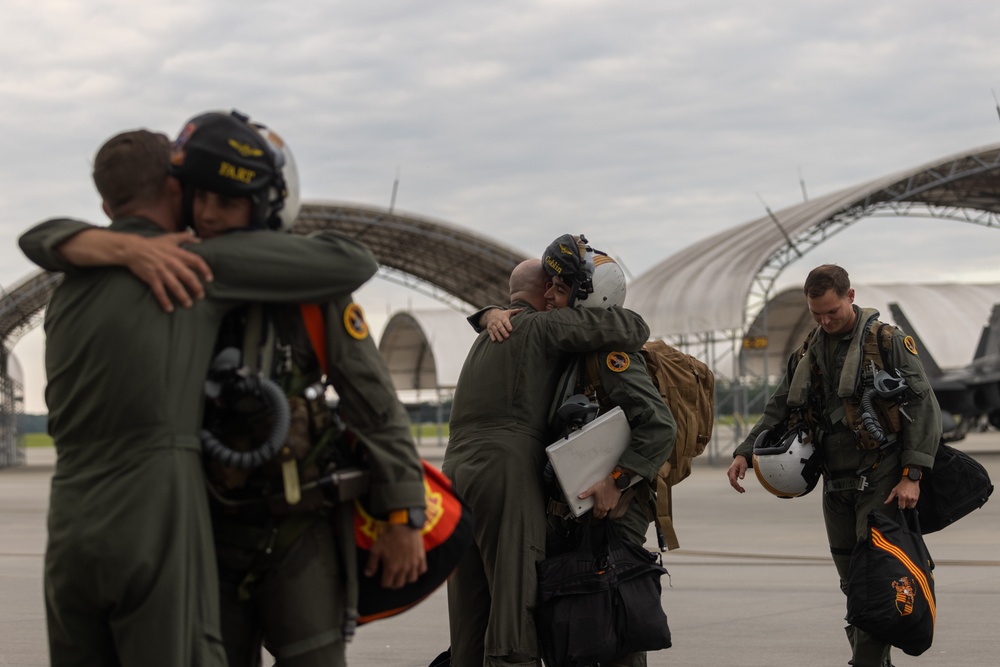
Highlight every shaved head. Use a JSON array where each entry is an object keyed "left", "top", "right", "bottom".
[{"left": 509, "top": 259, "right": 548, "bottom": 311}]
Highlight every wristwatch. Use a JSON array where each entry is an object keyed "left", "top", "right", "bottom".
[
  {"left": 610, "top": 467, "right": 633, "bottom": 490},
  {"left": 902, "top": 466, "right": 923, "bottom": 482},
  {"left": 388, "top": 507, "right": 427, "bottom": 530}
]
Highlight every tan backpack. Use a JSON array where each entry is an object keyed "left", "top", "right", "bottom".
[{"left": 640, "top": 340, "right": 715, "bottom": 550}]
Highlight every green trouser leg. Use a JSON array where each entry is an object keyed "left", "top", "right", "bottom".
[
  {"left": 823, "top": 473, "right": 897, "bottom": 667},
  {"left": 218, "top": 519, "right": 346, "bottom": 667},
  {"left": 444, "top": 437, "right": 547, "bottom": 666}
]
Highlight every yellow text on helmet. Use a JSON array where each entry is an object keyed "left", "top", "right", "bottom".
[{"left": 218, "top": 161, "right": 256, "bottom": 184}]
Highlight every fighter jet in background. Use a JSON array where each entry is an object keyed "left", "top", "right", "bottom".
[{"left": 890, "top": 302, "right": 1000, "bottom": 441}]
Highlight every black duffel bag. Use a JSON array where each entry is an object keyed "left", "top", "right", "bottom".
[
  {"left": 917, "top": 441, "right": 994, "bottom": 534},
  {"left": 847, "top": 510, "right": 936, "bottom": 657},
  {"left": 536, "top": 519, "right": 671, "bottom": 667}
]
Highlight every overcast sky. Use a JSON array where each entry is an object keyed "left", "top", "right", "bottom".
[{"left": 4, "top": 0, "right": 1000, "bottom": 412}]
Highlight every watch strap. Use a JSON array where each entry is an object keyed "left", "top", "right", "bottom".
[{"left": 388, "top": 507, "right": 426, "bottom": 529}]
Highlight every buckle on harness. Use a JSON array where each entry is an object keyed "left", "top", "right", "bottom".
[{"left": 825, "top": 475, "right": 870, "bottom": 493}]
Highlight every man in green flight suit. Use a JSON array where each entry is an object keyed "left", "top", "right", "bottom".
[
  {"left": 726, "top": 264, "right": 941, "bottom": 667},
  {"left": 444, "top": 244, "right": 652, "bottom": 666},
  {"left": 169, "top": 110, "right": 427, "bottom": 667},
  {"left": 477, "top": 238, "right": 676, "bottom": 667},
  {"left": 19, "top": 125, "right": 378, "bottom": 667}
]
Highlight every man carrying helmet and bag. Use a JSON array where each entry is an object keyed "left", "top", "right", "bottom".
[{"left": 726, "top": 264, "right": 941, "bottom": 667}]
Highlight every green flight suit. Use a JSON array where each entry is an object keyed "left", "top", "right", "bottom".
[
  {"left": 443, "top": 302, "right": 650, "bottom": 667},
  {"left": 734, "top": 305, "right": 941, "bottom": 667},
  {"left": 209, "top": 298, "right": 425, "bottom": 667},
  {"left": 19, "top": 216, "right": 377, "bottom": 667},
  {"left": 547, "top": 350, "right": 676, "bottom": 667}
]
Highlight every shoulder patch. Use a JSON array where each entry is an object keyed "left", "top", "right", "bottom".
[
  {"left": 903, "top": 335, "right": 918, "bottom": 356},
  {"left": 606, "top": 351, "right": 630, "bottom": 373},
  {"left": 343, "top": 303, "right": 369, "bottom": 340}
]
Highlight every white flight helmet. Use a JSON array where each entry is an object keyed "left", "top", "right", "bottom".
[
  {"left": 252, "top": 120, "right": 301, "bottom": 230},
  {"left": 577, "top": 251, "right": 627, "bottom": 309},
  {"left": 752, "top": 425, "right": 821, "bottom": 498}
]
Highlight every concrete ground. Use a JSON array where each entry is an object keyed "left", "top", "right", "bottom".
[{"left": 2, "top": 433, "right": 998, "bottom": 667}]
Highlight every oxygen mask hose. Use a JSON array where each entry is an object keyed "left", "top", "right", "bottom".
[
  {"left": 201, "top": 376, "right": 292, "bottom": 469},
  {"left": 860, "top": 386, "right": 888, "bottom": 446}
]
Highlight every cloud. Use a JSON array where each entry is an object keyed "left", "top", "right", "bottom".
[{"left": 5, "top": 0, "right": 1000, "bottom": 411}]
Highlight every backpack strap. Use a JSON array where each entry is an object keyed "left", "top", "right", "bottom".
[{"left": 584, "top": 353, "right": 610, "bottom": 406}]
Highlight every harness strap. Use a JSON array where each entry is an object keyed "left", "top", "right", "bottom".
[
  {"left": 300, "top": 303, "right": 328, "bottom": 374},
  {"left": 298, "top": 302, "right": 361, "bottom": 642},
  {"left": 236, "top": 514, "right": 317, "bottom": 601},
  {"left": 241, "top": 305, "right": 264, "bottom": 371},
  {"left": 876, "top": 322, "right": 893, "bottom": 371},
  {"left": 336, "top": 500, "right": 360, "bottom": 642},
  {"left": 825, "top": 477, "right": 869, "bottom": 493},
  {"left": 583, "top": 353, "right": 610, "bottom": 405}
]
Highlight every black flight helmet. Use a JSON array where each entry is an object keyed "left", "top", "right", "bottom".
[
  {"left": 169, "top": 109, "right": 300, "bottom": 231},
  {"left": 541, "top": 233, "right": 596, "bottom": 307}
]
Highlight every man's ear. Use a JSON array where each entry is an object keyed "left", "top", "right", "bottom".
[
  {"left": 101, "top": 201, "right": 113, "bottom": 220},
  {"left": 165, "top": 175, "right": 182, "bottom": 197}
]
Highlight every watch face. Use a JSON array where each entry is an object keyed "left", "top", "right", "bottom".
[
  {"left": 906, "top": 467, "right": 921, "bottom": 481},
  {"left": 614, "top": 472, "right": 632, "bottom": 490},
  {"left": 408, "top": 507, "right": 427, "bottom": 529}
]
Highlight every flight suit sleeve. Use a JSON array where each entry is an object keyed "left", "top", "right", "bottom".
[
  {"left": 466, "top": 305, "right": 503, "bottom": 333},
  {"left": 18, "top": 218, "right": 97, "bottom": 272},
  {"left": 197, "top": 230, "right": 379, "bottom": 305},
  {"left": 890, "top": 330, "right": 941, "bottom": 469},
  {"left": 321, "top": 296, "right": 425, "bottom": 515},
  {"left": 539, "top": 306, "right": 650, "bottom": 354},
  {"left": 733, "top": 361, "right": 795, "bottom": 464},
  {"left": 597, "top": 352, "right": 677, "bottom": 483}
]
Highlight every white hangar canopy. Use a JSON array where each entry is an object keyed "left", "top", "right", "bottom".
[
  {"left": 378, "top": 309, "right": 479, "bottom": 394},
  {"left": 626, "top": 142, "right": 1000, "bottom": 339},
  {"left": 741, "top": 283, "right": 1000, "bottom": 380}
]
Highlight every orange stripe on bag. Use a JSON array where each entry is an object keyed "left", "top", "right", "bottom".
[{"left": 872, "top": 528, "right": 936, "bottom": 620}]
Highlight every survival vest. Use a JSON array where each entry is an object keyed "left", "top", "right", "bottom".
[
  {"left": 585, "top": 340, "right": 715, "bottom": 550},
  {"left": 788, "top": 312, "right": 904, "bottom": 450}
]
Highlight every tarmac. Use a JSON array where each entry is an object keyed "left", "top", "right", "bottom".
[{"left": 2, "top": 434, "right": 998, "bottom": 667}]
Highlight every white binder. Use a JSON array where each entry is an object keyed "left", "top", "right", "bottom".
[{"left": 545, "top": 406, "right": 634, "bottom": 517}]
